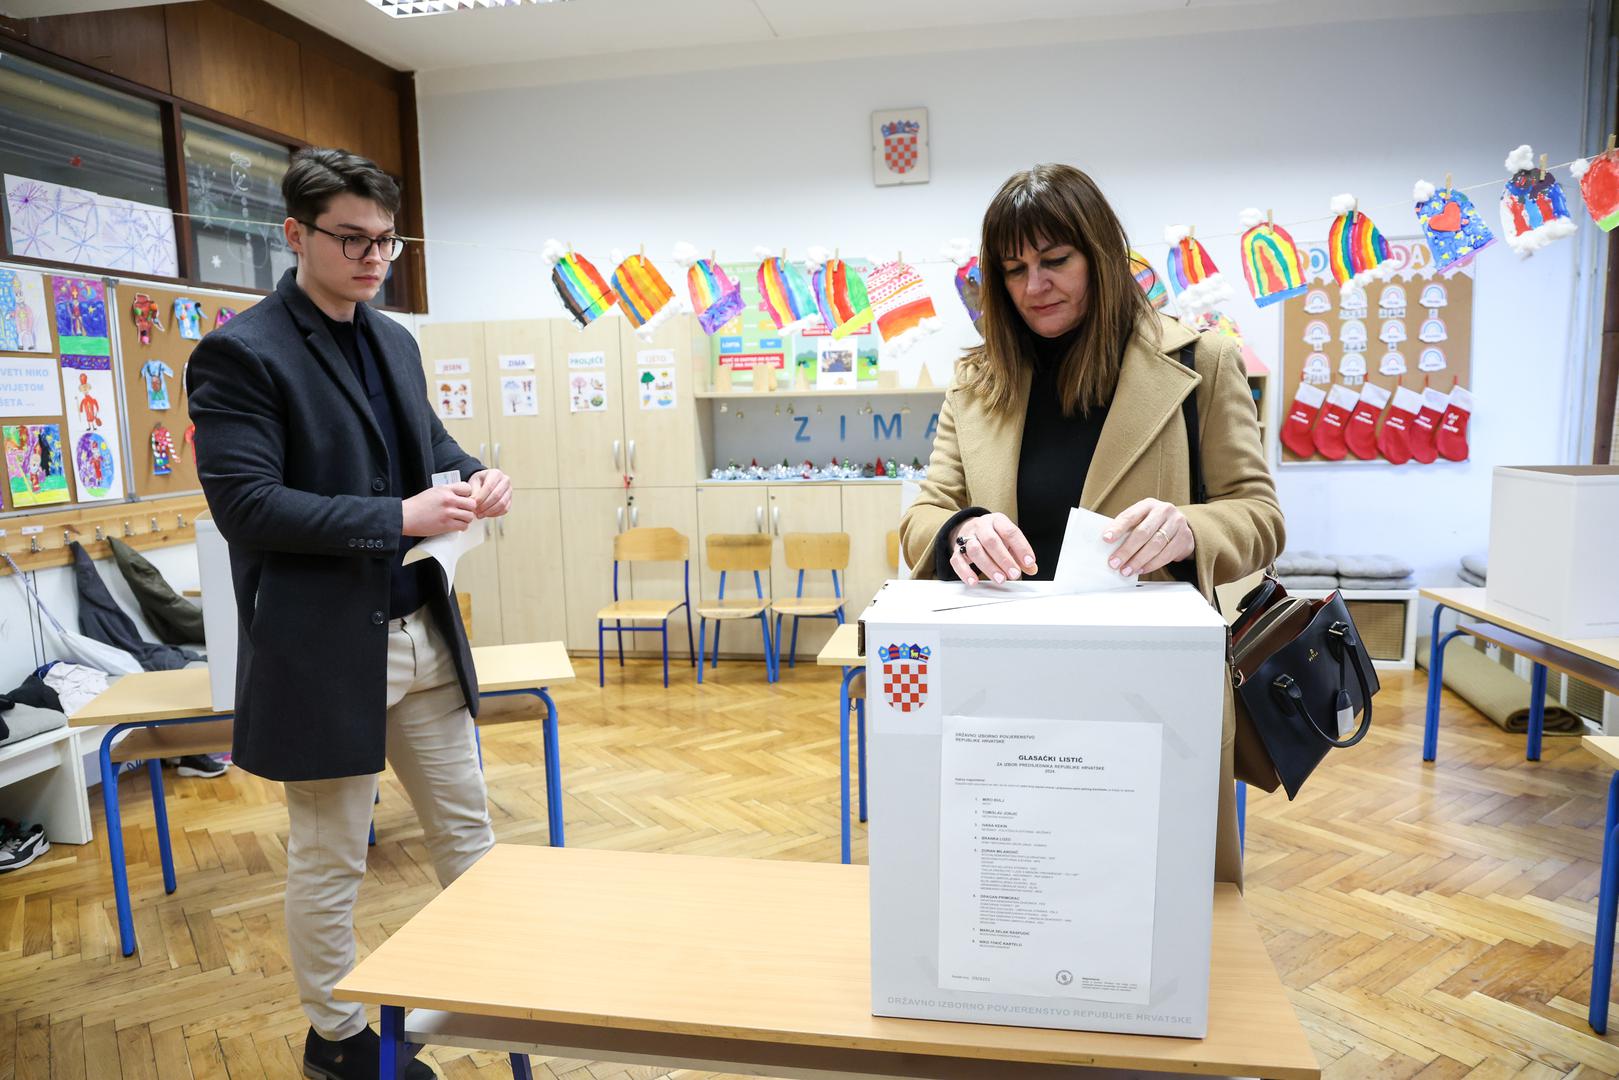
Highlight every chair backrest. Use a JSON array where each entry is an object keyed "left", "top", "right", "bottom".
[
  {"left": 706, "top": 533, "right": 772, "bottom": 573},
  {"left": 885, "top": 530, "right": 900, "bottom": 573},
  {"left": 784, "top": 532, "right": 850, "bottom": 572},
  {"left": 615, "top": 526, "right": 690, "bottom": 564}
]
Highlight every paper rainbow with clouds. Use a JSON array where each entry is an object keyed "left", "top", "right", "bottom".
[
  {"left": 611, "top": 254, "right": 677, "bottom": 340},
  {"left": 1129, "top": 250, "right": 1167, "bottom": 310},
  {"left": 1238, "top": 222, "right": 1307, "bottom": 307},
  {"left": 811, "top": 258, "right": 874, "bottom": 339},
  {"left": 546, "top": 245, "right": 617, "bottom": 328},
  {"left": 686, "top": 259, "right": 744, "bottom": 335},
  {"left": 1326, "top": 206, "right": 1391, "bottom": 287},
  {"left": 757, "top": 256, "right": 819, "bottom": 334},
  {"left": 1165, "top": 235, "right": 1220, "bottom": 295}
]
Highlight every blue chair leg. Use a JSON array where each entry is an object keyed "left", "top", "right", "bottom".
[
  {"left": 597, "top": 620, "right": 605, "bottom": 688},
  {"left": 661, "top": 624, "right": 670, "bottom": 688},
  {"left": 838, "top": 667, "right": 852, "bottom": 865},
  {"left": 1236, "top": 781, "right": 1247, "bottom": 854},
  {"left": 369, "top": 788, "right": 380, "bottom": 847},
  {"left": 856, "top": 696, "right": 867, "bottom": 824},
  {"left": 368, "top": 821, "right": 376, "bottom": 847},
  {"left": 697, "top": 619, "right": 707, "bottom": 685},
  {"left": 147, "top": 758, "right": 178, "bottom": 895},
  {"left": 774, "top": 614, "right": 784, "bottom": 675},
  {"left": 538, "top": 688, "right": 565, "bottom": 847},
  {"left": 712, "top": 620, "right": 722, "bottom": 669},
  {"left": 1591, "top": 771, "right": 1619, "bottom": 1033},
  {"left": 759, "top": 613, "right": 776, "bottom": 683},
  {"left": 789, "top": 616, "right": 801, "bottom": 669},
  {"left": 99, "top": 731, "right": 136, "bottom": 957},
  {"left": 685, "top": 606, "right": 696, "bottom": 667},
  {"left": 1527, "top": 662, "right": 1548, "bottom": 762},
  {"left": 510, "top": 1053, "right": 535, "bottom": 1079},
  {"left": 474, "top": 725, "right": 483, "bottom": 770},
  {"left": 616, "top": 620, "right": 625, "bottom": 667}
]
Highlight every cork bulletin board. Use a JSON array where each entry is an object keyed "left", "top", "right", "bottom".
[
  {"left": 115, "top": 283, "right": 260, "bottom": 497},
  {"left": 1278, "top": 237, "right": 1474, "bottom": 466},
  {"left": 1, "top": 268, "right": 80, "bottom": 511}
]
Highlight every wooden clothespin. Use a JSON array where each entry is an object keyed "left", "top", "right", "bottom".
[
  {"left": 1444, "top": 172, "right": 1453, "bottom": 193},
  {"left": 1266, "top": 209, "right": 1273, "bottom": 227},
  {"left": 1608, "top": 134, "right": 1617, "bottom": 153},
  {"left": 639, "top": 243, "right": 645, "bottom": 258},
  {"left": 1539, "top": 153, "right": 1549, "bottom": 177},
  {"left": 710, "top": 249, "right": 716, "bottom": 262},
  {"left": 1188, "top": 226, "right": 1196, "bottom": 240},
  {"left": 781, "top": 248, "right": 787, "bottom": 261}
]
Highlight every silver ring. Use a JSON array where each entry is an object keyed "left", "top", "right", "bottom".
[{"left": 1154, "top": 528, "right": 1171, "bottom": 544}]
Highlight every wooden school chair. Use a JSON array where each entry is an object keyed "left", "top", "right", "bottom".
[
  {"left": 596, "top": 527, "right": 695, "bottom": 688},
  {"left": 773, "top": 532, "right": 850, "bottom": 670},
  {"left": 696, "top": 534, "right": 777, "bottom": 684}
]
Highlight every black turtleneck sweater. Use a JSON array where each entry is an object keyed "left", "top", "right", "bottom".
[{"left": 934, "top": 327, "right": 1110, "bottom": 581}]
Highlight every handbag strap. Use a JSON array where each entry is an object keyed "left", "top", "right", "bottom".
[
  {"left": 1271, "top": 622, "right": 1375, "bottom": 748},
  {"left": 1177, "top": 342, "right": 1208, "bottom": 505}
]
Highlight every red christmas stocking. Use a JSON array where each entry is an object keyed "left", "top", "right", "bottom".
[
  {"left": 1344, "top": 382, "right": 1390, "bottom": 461},
  {"left": 1408, "top": 387, "right": 1448, "bottom": 464},
  {"left": 1311, "top": 385, "right": 1359, "bottom": 461},
  {"left": 1281, "top": 382, "right": 1326, "bottom": 459},
  {"left": 1378, "top": 386, "right": 1423, "bottom": 464},
  {"left": 1436, "top": 385, "right": 1473, "bottom": 462}
]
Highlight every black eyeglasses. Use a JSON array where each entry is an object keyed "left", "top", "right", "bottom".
[{"left": 298, "top": 220, "right": 407, "bottom": 262}]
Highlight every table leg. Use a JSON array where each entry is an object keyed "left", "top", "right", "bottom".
[
  {"left": 1527, "top": 662, "right": 1548, "bottom": 762},
  {"left": 147, "top": 758, "right": 177, "bottom": 895},
  {"left": 856, "top": 696, "right": 867, "bottom": 825},
  {"left": 509, "top": 1053, "right": 535, "bottom": 1079},
  {"left": 1592, "top": 771, "right": 1619, "bottom": 1033},
  {"left": 539, "top": 688, "right": 565, "bottom": 848},
  {"left": 1236, "top": 780, "right": 1247, "bottom": 855},
  {"left": 98, "top": 727, "right": 136, "bottom": 958},
  {"left": 380, "top": 1004, "right": 405, "bottom": 1080},
  {"left": 838, "top": 666, "right": 853, "bottom": 865},
  {"left": 1423, "top": 605, "right": 1463, "bottom": 763}
]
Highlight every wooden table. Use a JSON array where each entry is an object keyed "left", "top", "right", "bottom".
[
  {"left": 337, "top": 845, "right": 1320, "bottom": 1080},
  {"left": 1419, "top": 587, "right": 1619, "bottom": 763},
  {"left": 70, "top": 642, "right": 574, "bottom": 959},
  {"left": 817, "top": 623, "right": 865, "bottom": 865},
  {"left": 1583, "top": 735, "right": 1619, "bottom": 1035}
]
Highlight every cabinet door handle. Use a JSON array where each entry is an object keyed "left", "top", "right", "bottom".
[
  {"left": 631, "top": 506, "right": 640, "bottom": 527},
  {"left": 616, "top": 507, "right": 625, "bottom": 533},
  {"left": 755, "top": 505, "right": 764, "bottom": 533},
  {"left": 628, "top": 440, "right": 636, "bottom": 471},
  {"left": 497, "top": 517, "right": 505, "bottom": 538},
  {"left": 612, "top": 439, "right": 622, "bottom": 470},
  {"left": 479, "top": 442, "right": 487, "bottom": 463},
  {"left": 493, "top": 442, "right": 501, "bottom": 469},
  {"left": 772, "top": 506, "right": 780, "bottom": 535}
]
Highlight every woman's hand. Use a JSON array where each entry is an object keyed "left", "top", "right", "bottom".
[
  {"left": 1104, "top": 499, "right": 1195, "bottom": 577},
  {"left": 949, "top": 513, "right": 1037, "bottom": 585}
]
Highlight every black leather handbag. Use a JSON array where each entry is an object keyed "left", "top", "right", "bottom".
[{"left": 1177, "top": 342, "right": 1378, "bottom": 800}]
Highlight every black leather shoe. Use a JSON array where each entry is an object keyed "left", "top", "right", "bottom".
[{"left": 303, "top": 1026, "right": 434, "bottom": 1079}]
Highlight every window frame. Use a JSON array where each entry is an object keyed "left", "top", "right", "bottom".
[{"left": 0, "top": 36, "right": 423, "bottom": 313}]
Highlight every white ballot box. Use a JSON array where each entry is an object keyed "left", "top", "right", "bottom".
[
  {"left": 193, "top": 511, "right": 238, "bottom": 712},
  {"left": 861, "top": 579, "right": 1227, "bottom": 1038}
]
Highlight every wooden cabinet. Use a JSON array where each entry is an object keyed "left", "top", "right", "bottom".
[
  {"left": 300, "top": 50, "right": 403, "bottom": 175},
  {"left": 842, "top": 484, "right": 904, "bottom": 617},
  {"left": 767, "top": 484, "right": 846, "bottom": 662},
  {"left": 419, "top": 321, "right": 492, "bottom": 466},
  {"left": 484, "top": 320, "right": 558, "bottom": 489},
  {"left": 496, "top": 488, "right": 567, "bottom": 647},
  {"left": 619, "top": 317, "right": 700, "bottom": 488},
  {"left": 27, "top": 8, "right": 172, "bottom": 93},
  {"left": 625, "top": 486, "right": 699, "bottom": 662},
  {"left": 693, "top": 485, "right": 772, "bottom": 658},
  {"left": 455, "top": 516, "right": 505, "bottom": 647},
  {"left": 165, "top": 4, "right": 305, "bottom": 140},
  {"left": 558, "top": 488, "right": 628, "bottom": 652},
  {"left": 552, "top": 319, "right": 625, "bottom": 490}
]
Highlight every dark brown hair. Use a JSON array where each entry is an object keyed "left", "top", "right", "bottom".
[
  {"left": 961, "top": 164, "right": 1154, "bottom": 416},
  {"left": 281, "top": 147, "right": 400, "bottom": 224}
]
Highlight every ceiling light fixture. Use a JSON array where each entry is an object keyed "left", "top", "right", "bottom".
[{"left": 365, "top": 0, "right": 567, "bottom": 18}]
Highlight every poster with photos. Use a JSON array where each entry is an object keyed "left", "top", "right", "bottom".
[{"left": 1277, "top": 238, "right": 1473, "bottom": 466}]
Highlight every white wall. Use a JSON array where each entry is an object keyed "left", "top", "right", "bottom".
[{"left": 425, "top": 10, "right": 1595, "bottom": 585}]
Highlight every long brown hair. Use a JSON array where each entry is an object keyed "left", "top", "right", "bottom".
[{"left": 961, "top": 164, "right": 1154, "bottom": 416}]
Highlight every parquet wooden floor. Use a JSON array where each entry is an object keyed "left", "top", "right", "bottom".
[{"left": 1, "top": 658, "right": 1617, "bottom": 1078}]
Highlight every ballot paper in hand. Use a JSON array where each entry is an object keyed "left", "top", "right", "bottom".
[
  {"left": 1050, "top": 506, "right": 1138, "bottom": 594},
  {"left": 402, "top": 523, "right": 484, "bottom": 590}
]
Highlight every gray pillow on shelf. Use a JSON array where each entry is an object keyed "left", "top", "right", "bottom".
[
  {"left": 1458, "top": 568, "right": 1487, "bottom": 589},
  {"left": 1335, "top": 554, "right": 1416, "bottom": 579},
  {"left": 1339, "top": 576, "right": 1416, "bottom": 591},
  {"left": 1274, "top": 550, "right": 1337, "bottom": 576},
  {"left": 1460, "top": 552, "right": 1488, "bottom": 580},
  {"left": 0, "top": 704, "right": 68, "bottom": 747},
  {"left": 1278, "top": 575, "right": 1340, "bottom": 590}
]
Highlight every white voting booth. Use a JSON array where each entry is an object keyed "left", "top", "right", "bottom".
[{"left": 861, "top": 578, "right": 1227, "bottom": 1038}]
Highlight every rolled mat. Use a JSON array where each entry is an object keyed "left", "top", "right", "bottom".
[{"left": 1417, "top": 636, "right": 1583, "bottom": 735}]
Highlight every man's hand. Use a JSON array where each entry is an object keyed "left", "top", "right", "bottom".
[
  {"left": 402, "top": 483, "right": 477, "bottom": 537},
  {"left": 469, "top": 468, "right": 513, "bottom": 519}
]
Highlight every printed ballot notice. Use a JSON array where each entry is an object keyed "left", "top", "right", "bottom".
[{"left": 938, "top": 716, "right": 1162, "bottom": 1003}]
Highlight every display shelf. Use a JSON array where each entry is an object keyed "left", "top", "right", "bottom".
[
  {"left": 697, "top": 477, "right": 909, "bottom": 488},
  {"left": 694, "top": 386, "right": 947, "bottom": 399}
]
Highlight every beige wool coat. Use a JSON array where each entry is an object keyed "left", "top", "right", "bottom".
[{"left": 900, "top": 311, "right": 1285, "bottom": 886}]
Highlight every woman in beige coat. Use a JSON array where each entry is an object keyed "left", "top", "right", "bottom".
[{"left": 900, "top": 164, "right": 1284, "bottom": 886}]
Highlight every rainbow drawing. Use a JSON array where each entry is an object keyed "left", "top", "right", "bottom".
[
  {"left": 1162, "top": 226, "right": 1232, "bottom": 316},
  {"left": 1326, "top": 197, "right": 1392, "bottom": 287},
  {"left": 685, "top": 258, "right": 743, "bottom": 335},
  {"left": 811, "top": 258, "right": 875, "bottom": 339},
  {"left": 611, "top": 253, "right": 677, "bottom": 340},
  {"left": 757, "top": 256, "right": 819, "bottom": 334},
  {"left": 867, "top": 260, "right": 940, "bottom": 354},
  {"left": 954, "top": 256, "right": 983, "bottom": 321},
  {"left": 1236, "top": 212, "right": 1307, "bottom": 307},
  {"left": 1129, "top": 250, "right": 1167, "bottom": 310},
  {"left": 542, "top": 241, "right": 617, "bottom": 328}
]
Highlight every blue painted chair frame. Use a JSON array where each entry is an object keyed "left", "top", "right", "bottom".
[
  {"left": 697, "top": 572, "right": 777, "bottom": 684},
  {"left": 774, "top": 532, "right": 850, "bottom": 671},
  {"left": 96, "top": 684, "right": 564, "bottom": 959},
  {"left": 596, "top": 527, "right": 696, "bottom": 689}
]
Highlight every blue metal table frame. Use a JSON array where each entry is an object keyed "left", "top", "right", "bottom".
[
  {"left": 92, "top": 683, "right": 564, "bottom": 958},
  {"left": 1422, "top": 599, "right": 1546, "bottom": 763}
]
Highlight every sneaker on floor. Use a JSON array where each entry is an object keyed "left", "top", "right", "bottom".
[
  {"left": 173, "top": 754, "right": 229, "bottom": 778},
  {"left": 0, "top": 823, "right": 49, "bottom": 872},
  {"left": 303, "top": 1025, "right": 434, "bottom": 1079}
]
